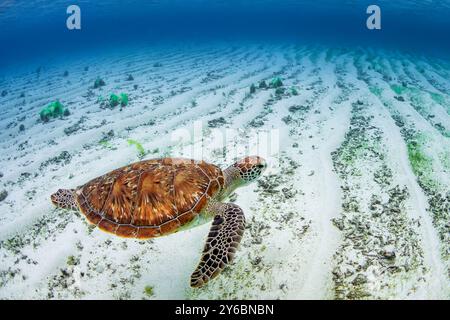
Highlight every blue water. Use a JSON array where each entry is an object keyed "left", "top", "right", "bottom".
[
  {"left": 2, "top": 0, "right": 450, "bottom": 300},
  {"left": 1, "top": 0, "right": 450, "bottom": 68}
]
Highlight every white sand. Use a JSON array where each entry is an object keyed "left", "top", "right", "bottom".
[{"left": 0, "top": 44, "right": 449, "bottom": 299}]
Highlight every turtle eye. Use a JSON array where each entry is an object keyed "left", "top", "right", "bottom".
[{"left": 257, "top": 164, "right": 265, "bottom": 169}]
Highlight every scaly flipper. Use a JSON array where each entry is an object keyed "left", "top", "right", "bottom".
[{"left": 190, "top": 203, "right": 246, "bottom": 288}]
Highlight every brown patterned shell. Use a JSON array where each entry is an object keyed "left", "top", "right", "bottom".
[{"left": 75, "top": 158, "right": 224, "bottom": 239}]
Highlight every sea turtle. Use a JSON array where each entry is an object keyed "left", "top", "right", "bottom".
[{"left": 51, "top": 156, "right": 267, "bottom": 287}]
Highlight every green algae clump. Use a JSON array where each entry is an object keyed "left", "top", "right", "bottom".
[
  {"left": 259, "top": 80, "right": 267, "bottom": 89},
  {"left": 429, "top": 92, "right": 446, "bottom": 106},
  {"left": 109, "top": 94, "right": 120, "bottom": 107},
  {"left": 127, "top": 139, "right": 145, "bottom": 158},
  {"left": 109, "top": 93, "right": 129, "bottom": 108},
  {"left": 270, "top": 77, "right": 283, "bottom": 88},
  {"left": 406, "top": 134, "right": 433, "bottom": 179},
  {"left": 144, "top": 285, "right": 154, "bottom": 297},
  {"left": 369, "top": 86, "right": 383, "bottom": 98},
  {"left": 390, "top": 84, "right": 407, "bottom": 95},
  {"left": 290, "top": 87, "right": 298, "bottom": 96},
  {"left": 119, "top": 93, "right": 128, "bottom": 106},
  {"left": 275, "top": 87, "right": 285, "bottom": 95},
  {"left": 39, "top": 101, "right": 68, "bottom": 122},
  {"left": 94, "top": 77, "right": 106, "bottom": 89}
]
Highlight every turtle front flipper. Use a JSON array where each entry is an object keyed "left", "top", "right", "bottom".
[{"left": 190, "top": 203, "right": 245, "bottom": 288}]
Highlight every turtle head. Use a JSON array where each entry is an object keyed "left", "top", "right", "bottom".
[
  {"left": 51, "top": 189, "right": 77, "bottom": 209},
  {"left": 232, "top": 156, "right": 267, "bottom": 184}
]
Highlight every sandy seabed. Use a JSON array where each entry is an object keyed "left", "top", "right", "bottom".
[{"left": 0, "top": 44, "right": 449, "bottom": 299}]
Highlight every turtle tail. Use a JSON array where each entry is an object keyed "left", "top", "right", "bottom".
[{"left": 51, "top": 189, "right": 77, "bottom": 210}]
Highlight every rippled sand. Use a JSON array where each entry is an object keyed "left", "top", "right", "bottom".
[{"left": 0, "top": 44, "right": 449, "bottom": 299}]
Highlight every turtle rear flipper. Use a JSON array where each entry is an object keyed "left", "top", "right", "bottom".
[{"left": 190, "top": 203, "right": 245, "bottom": 288}]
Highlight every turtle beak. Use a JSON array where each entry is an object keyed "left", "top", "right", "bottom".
[
  {"left": 262, "top": 158, "right": 267, "bottom": 169},
  {"left": 257, "top": 158, "right": 267, "bottom": 171},
  {"left": 50, "top": 191, "right": 58, "bottom": 206},
  {"left": 50, "top": 189, "right": 63, "bottom": 206}
]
